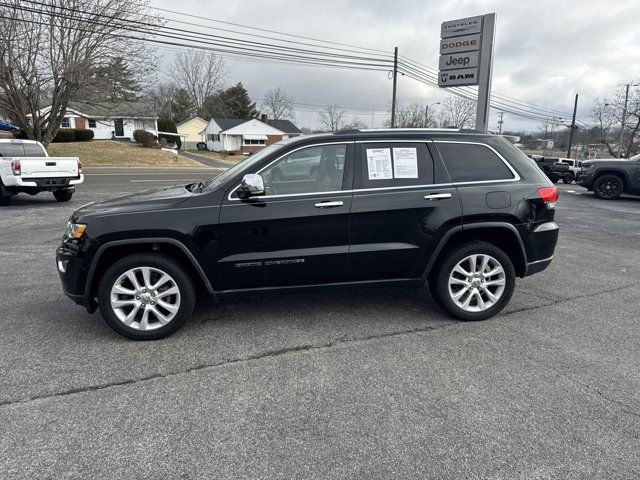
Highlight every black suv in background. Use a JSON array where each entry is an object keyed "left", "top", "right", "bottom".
[
  {"left": 578, "top": 154, "right": 640, "bottom": 199},
  {"left": 527, "top": 154, "right": 571, "bottom": 183},
  {"left": 57, "top": 129, "right": 559, "bottom": 340}
]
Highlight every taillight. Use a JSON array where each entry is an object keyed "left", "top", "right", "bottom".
[
  {"left": 77, "top": 160, "right": 82, "bottom": 174},
  {"left": 10, "top": 159, "right": 21, "bottom": 175},
  {"left": 538, "top": 186, "right": 558, "bottom": 209}
]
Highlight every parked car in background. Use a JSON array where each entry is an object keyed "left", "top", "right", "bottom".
[
  {"left": 578, "top": 154, "right": 640, "bottom": 199},
  {"left": 558, "top": 158, "right": 583, "bottom": 183},
  {"left": 0, "top": 139, "right": 83, "bottom": 206},
  {"left": 0, "top": 119, "right": 20, "bottom": 132},
  {"left": 528, "top": 154, "right": 570, "bottom": 183},
  {"left": 57, "top": 129, "right": 559, "bottom": 340}
]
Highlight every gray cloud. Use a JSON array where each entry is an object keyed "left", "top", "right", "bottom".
[{"left": 153, "top": 0, "right": 640, "bottom": 131}]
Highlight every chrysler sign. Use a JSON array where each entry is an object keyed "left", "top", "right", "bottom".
[{"left": 441, "top": 15, "right": 483, "bottom": 38}]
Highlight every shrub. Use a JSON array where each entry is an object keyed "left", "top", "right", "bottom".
[
  {"left": 12, "top": 129, "right": 27, "bottom": 139},
  {"left": 52, "top": 129, "right": 76, "bottom": 143},
  {"left": 157, "top": 117, "right": 181, "bottom": 149},
  {"left": 218, "top": 150, "right": 229, "bottom": 156},
  {"left": 133, "top": 129, "right": 157, "bottom": 148},
  {"left": 74, "top": 129, "right": 94, "bottom": 141}
]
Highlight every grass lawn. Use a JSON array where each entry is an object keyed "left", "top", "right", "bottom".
[
  {"left": 47, "top": 140, "right": 205, "bottom": 167},
  {"left": 185, "top": 149, "right": 244, "bottom": 164}
]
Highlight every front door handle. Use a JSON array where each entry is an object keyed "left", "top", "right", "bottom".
[
  {"left": 314, "top": 201, "right": 344, "bottom": 208},
  {"left": 424, "top": 193, "right": 452, "bottom": 201}
]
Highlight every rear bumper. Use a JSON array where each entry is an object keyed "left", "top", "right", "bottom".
[
  {"left": 522, "top": 221, "right": 559, "bottom": 277},
  {"left": 10, "top": 174, "right": 84, "bottom": 188}
]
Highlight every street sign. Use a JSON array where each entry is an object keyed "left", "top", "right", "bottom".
[
  {"left": 439, "top": 51, "right": 480, "bottom": 71},
  {"left": 441, "top": 15, "right": 483, "bottom": 38},
  {"left": 438, "top": 68, "right": 479, "bottom": 87},
  {"left": 439, "top": 34, "right": 481, "bottom": 55},
  {"left": 438, "top": 13, "right": 496, "bottom": 132}
]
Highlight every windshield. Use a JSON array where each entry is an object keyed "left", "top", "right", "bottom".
[{"left": 201, "top": 142, "right": 287, "bottom": 192}]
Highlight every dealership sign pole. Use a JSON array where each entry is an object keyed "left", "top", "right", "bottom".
[{"left": 439, "top": 13, "right": 496, "bottom": 132}]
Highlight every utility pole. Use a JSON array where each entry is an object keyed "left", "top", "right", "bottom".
[
  {"left": 497, "top": 111, "right": 504, "bottom": 134},
  {"left": 618, "top": 83, "right": 638, "bottom": 157},
  {"left": 391, "top": 47, "right": 398, "bottom": 128},
  {"left": 424, "top": 102, "right": 440, "bottom": 128},
  {"left": 567, "top": 93, "right": 578, "bottom": 159}
]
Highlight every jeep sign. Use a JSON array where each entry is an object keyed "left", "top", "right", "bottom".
[
  {"left": 439, "top": 51, "right": 480, "bottom": 71},
  {"left": 438, "top": 68, "right": 479, "bottom": 87}
]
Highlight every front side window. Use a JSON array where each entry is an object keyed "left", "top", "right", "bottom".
[
  {"left": 260, "top": 144, "right": 347, "bottom": 196},
  {"left": 61, "top": 117, "right": 70, "bottom": 128},
  {"left": 357, "top": 142, "right": 434, "bottom": 189},
  {"left": 437, "top": 142, "right": 515, "bottom": 183}
]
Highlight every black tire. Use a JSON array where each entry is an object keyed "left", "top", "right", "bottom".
[
  {"left": 593, "top": 174, "right": 623, "bottom": 200},
  {"left": 0, "top": 180, "right": 12, "bottom": 206},
  {"left": 429, "top": 240, "right": 516, "bottom": 321},
  {"left": 97, "top": 253, "right": 196, "bottom": 340},
  {"left": 562, "top": 173, "right": 573, "bottom": 184},
  {"left": 53, "top": 189, "right": 73, "bottom": 202}
]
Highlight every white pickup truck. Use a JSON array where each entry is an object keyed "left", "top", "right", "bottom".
[{"left": 0, "top": 139, "right": 83, "bottom": 206}]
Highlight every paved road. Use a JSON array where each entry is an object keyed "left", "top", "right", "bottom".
[{"left": 1, "top": 174, "right": 639, "bottom": 479}]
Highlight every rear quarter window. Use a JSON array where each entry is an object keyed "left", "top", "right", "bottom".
[
  {"left": 22, "top": 143, "right": 47, "bottom": 157},
  {"left": 437, "top": 142, "right": 514, "bottom": 183}
]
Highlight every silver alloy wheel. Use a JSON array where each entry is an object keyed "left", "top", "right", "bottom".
[
  {"left": 448, "top": 254, "right": 506, "bottom": 312},
  {"left": 110, "top": 266, "right": 181, "bottom": 331}
]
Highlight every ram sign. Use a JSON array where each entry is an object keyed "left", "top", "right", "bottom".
[{"left": 439, "top": 68, "right": 479, "bottom": 87}]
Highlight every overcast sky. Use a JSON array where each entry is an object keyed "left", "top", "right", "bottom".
[{"left": 151, "top": 0, "right": 640, "bottom": 132}]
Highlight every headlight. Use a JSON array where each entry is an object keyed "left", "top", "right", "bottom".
[{"left": 65, "top": 222, "right": 87, "bottom": 239}]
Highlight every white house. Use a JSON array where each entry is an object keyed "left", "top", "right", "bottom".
[
  {"left": 202, "top": 115, "right": 302, "bottom": 153},
  {"left": 34, "top": 101, "right": 158, "bottom": 140}
]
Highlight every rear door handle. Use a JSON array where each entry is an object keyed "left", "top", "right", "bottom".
[
  {"left": 424, "top": 193, "right": 452, "bottom": 201},
  {"left": 314, "top": 201, "right": 344, "bottom": 208}
]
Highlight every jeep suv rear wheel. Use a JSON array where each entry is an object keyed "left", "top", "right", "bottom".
[
  {"left": 430, "top": 240, "right": 515, "bottom": 321},
  {"left": 97, "top": 253, "right": 196, "bottom": 340}
]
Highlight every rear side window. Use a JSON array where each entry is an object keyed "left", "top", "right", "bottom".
[
  {"left": 23, "top": 143, "right": 47, "bottom": 157},
  {"left": 437, "top": 142, "right": 514, "bottom": 183},
  {"left": 0, "top": 143, "right": 24, "bottom": 157},
  {"left": 357, "top": 142, "right": 434, "bottom": 188}
]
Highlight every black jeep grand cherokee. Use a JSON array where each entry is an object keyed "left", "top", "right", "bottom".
[{"left": 57, "top": 129, "right": 559, "bottom": 340}]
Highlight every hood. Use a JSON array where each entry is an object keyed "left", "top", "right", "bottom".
[
  {"left": 582, "top": 158, "right": 633, "bottom": 166},
  {"left": 73, "top": 184, "right": 194, "bottom": 220}
]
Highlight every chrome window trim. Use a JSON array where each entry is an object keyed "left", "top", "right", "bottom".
[
  {"left": 433, "top": 140, "right": 521, "bottom": 184},
  {"left": 225, "top": 139, "right": 522, "bottom": 202}
]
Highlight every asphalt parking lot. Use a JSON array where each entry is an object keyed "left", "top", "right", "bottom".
[{"left": 1, "top": 169, "right": 639, "bottom": 479}]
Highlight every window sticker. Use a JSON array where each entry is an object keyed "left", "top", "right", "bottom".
[
  {"left": 366, "top": 148, "right": 393, "bottom": 180},
  {"left": 392, "top": 147, "right": 418, "bottom": 178}
]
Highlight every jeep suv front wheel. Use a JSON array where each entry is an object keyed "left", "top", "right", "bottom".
[
  {"left": 430, "top": 240, "right": 515, "bottom": 321},
  {"left": 97, "top": 253, "right": 196, "bottom": 340}
]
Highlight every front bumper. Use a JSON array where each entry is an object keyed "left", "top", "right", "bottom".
[
  {"left": 577, "top": 172, "right": 594, "bottom": 189},
  {"left": 56, "top": 246, "right": 88, "bottom": 307}
]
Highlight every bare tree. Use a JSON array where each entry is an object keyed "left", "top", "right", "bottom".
[
  {"left": 439, "top": 97, "right": 476, "bottom": 128},
  {"left": 261, "top": 86, "right": 295, "bottom": 120},
  {"left": 318, "top": 104, "right": 345, "bottom": 132},
  {"left": 343, "top": 117, "right": 368, "bottom": 130},
  {"left": 169, "top": 50, "right": 226, "bottom": 111},
  {"left": 0, "top": 0, "right": 159, "bottom": 145},
  {"left": 537, "top": 117, "right": 562, "bottom": 138},
  {"left": 592, "top": 84, "right": 640, "bottom": 157}
]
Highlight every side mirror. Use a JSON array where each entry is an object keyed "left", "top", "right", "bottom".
[{"left": 238, "top": 173, "right": 264, "bottom": 199}]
